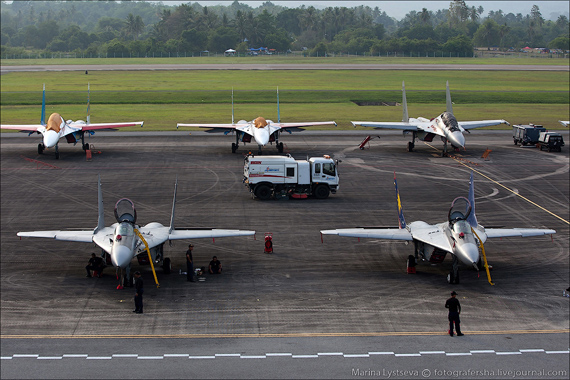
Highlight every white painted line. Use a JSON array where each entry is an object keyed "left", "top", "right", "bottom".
[
  {"left": 63, "top": 354, "right": 88, "bottom": 358},
  {"left": 446, "top": 353, "right": 472, "bottom": 356},
  {"left": 419, "top": 351, "right": 446, "bottom": 355},
  {"left": 215, "top": 354, "right": 241, "bottom": 357},
  {"left": 240, "top": 355, "right": 267, "bottom": 359},
  {"left": 86, "top": 357, "right": 113, "bottom": 360},
  {"left": 137, "top": 356, "right": 163, "bottom": 360},
  {"left": 470, "top": 350, "right": 495, "bottom": 354},
  {"left": 1, "top": 357, "right": 13, "bottom": 360},
  {"left": 189, "top": 356, "right": 216, "bottom": 359},
  {"left": 369, "top": 352, "right": 395, "bottom": 355},
  {"left": 318, "top": 352, "right": 344, "bottom": 356},
  {"left": 292, "top": 355, "right": 319, "bottom": 359},
  {"left": 395, "top": 354, "right": 421, "bottom": 357},
  {"left": 164, "top": 354, "right": 189, "bottom": 357},
  {"left": 546, "top": 351, "right": 570, "bottom": 354},
  {"left": 37, "top": 357, "right": 62, "bottom": 360},
  {"left": 266, "top": 353, "right": 293, "bottom": 357},
  {"left": 496, "top": 352, "right": 522, "bottom": 355},
  {"left": 343, "top": 354, "right": 370, "bottom": 358},
  {"left": 12, "top": 354, "right": 38, "bottom": 358},
  {"left": 519, "top": 349, "right": 545, "bottom": 353},
  {"left": 112, "top": 354, "right": 138, "bottom": 358}
]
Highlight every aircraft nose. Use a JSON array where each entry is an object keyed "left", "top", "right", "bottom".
[
  {"left": 43, "top": 130, "right": 59, "bottom": 148},
  {"left": 254, "top": 127, "right": 270, "bottom": 146},
  {"left": 111, "top": 245, "right": 133, "bottom": 269},
  {"left": 449, "top": 131, "right": 465, "bottom": 149},
  {"left": 457, "top": 242, "right": 480, "bottom": 267}
]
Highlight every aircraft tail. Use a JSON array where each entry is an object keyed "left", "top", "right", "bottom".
[
  {"left": 394, "top": 172, "right": 407, "bottom": 229},
  {"left": 40, "top": 84, "right": 46, "bottom": 125},
  {"left": 277, "top": 87, "right": 281, "bottom": 123},
  {"left": 231, "top": 88, "right": 234, "bottom": 125},
  {"left": 169, "top": 177, "right": 178, "bottom": 234},
  {"left": 446, "top": 80, "right": 453, "bottom": 114},
  {"left": 87, "top": 83, "right": 91, "bottom": 124},
  {"left": 94, "top": 174, "right": 104, "bottom": 233},
  {"left": 401, "top": 81, "right": 409, "bottom": 122},
  {"left": 466, "top": 171, "right": 478, "bottom": 228}
]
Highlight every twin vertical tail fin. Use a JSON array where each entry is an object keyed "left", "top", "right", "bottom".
[
  {"left": 94, "top": 174, "right": 105, "bottom": 234},
  {"left": 401, "top": 81, "right": 409, "bottom": 123},
  {"left": 231, "top": 88, "right": 234, "bottom": 125},
  {"left": 169, "top": 177, "right": 178, "bottom": 234},
  {"left": 394, "top": 172, "right": 407, "bottom": 229},
  {"left": 87, "top": 83, "right": 91, "bottom": 124},
  {"left": 466, "top": 171, "right": 478, "bottom": 228},
  {"left": 277, "top": 87, "right": 281, "bottom": 123},
  {"left": 446, "top": 80, "right": 453, "bottom": 114},
  {"left": 40, "top": 84, "right": 46, "bottom": 125}
]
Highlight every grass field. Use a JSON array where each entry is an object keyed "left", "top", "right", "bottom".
[{"left": 1, "top": 59, "right": 568, "bottom": 130}]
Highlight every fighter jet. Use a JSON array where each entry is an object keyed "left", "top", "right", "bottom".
[
  {"left": 320, "top": 172, "right": 556, "bottom": 284},
  {"left": 17, "top": 176, "right": 255, "bottom": 289},
  {"left": 1, "top": 84, "right": 143, "bottom": 159},
  {"left": 559, "top": 121, "right": 569, "bottom": 127},
  {"left": 177, "top": 88, "right": 336, "bottom": 154},
  {"left": 352, "top": 81, "right": 510, "bottom": 155}
]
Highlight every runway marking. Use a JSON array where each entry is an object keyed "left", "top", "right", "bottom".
[
  {"left": 2, "top": 329, "right": 567, "bottom": 339},
  {"left": 452, "top": 159, "right": 570, "bottom": 225},
  {"left": 3, "top": 349, "right": 568, "bottom": 361}
]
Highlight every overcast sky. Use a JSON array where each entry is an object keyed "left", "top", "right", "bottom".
[{"left": 166, "top": 1, "right": 569, "bottom": 21}]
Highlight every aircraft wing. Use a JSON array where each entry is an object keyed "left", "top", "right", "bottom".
[
  {"left": 17, "top": 230, "right": 94, "bottom": 243},
  {"left": 1, "top": 124, "right": 45, "bottom": 132},
  {"left": 351, "top": 121, "right": 419, "bottom": 131},
  {"left": 273, "top": 121, "right": 337, "bottom": 131},
  {"left": 78, "top": 122, "right": 144, "bottom": 131},
  {"left": 168, "top": 229, "right": 256, "bottom": 240},
  {"left": 177, "top": 123, "right": 238, "bottom": 130},
  {"left": 458, "top": 120, "right": 509, "bottom": 130},
  {"left": 320, "top": 228, "right": 413, "bottom": 240},
  {"left": 482, "top": 228, "right": 556, "bottom": 239},
  {"left": 410, "top": 225, "right": 454, "bottom": 252}
]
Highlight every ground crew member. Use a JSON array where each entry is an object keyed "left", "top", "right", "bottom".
[
  {"left": 186, "top": 244, "right": 195, "bottom": 282},
  {"left": 133, "top": 271, "right": 143, "bottom": 314},
  {"left": 85, "top": 253, "right": 104, "bottom": 277},
  {"left": 209, "top": 256, "right": 222, "bottom": 274},
  {"left": 445, "top": 291, "right": 463, "bottom": 336}
]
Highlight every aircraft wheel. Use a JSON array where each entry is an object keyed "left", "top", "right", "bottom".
[
  {"left": 447, "top": 273, "right": 454, "bottom": 284},
  {"left": 255, "top": 185, "right": 272, "bottom": 200},
  {"left": 231, "top": 143, "right": 237, "bottom": 153},
  {"left": 38, "top": 144, "right": 44, "bottom": 155},
  {"left": 83, "top": 143, "right": 90, "bottom": 151},
  {"left": 55, "top": 151, "right": 60, "bottom": 159},
  {"left": 314, "top": 184, "right": 330, "bottom": 199},
  {"left": 455, "top": 272, "right": 460, "bottom": 284},
  {"left": 408, "top": 142, "right": 414, "bottom": 152},
  {"left": 277, "top": 142, "right": 284, "bottom": 153},
  {"left": 163, "top": 257, "right": 171, "bottom": 274}
]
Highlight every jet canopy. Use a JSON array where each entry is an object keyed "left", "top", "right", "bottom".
[
  {"left": 440, "top": 112, "right": 460, "bottom": 132},
  {"left": 448, "top": 196, "right": 472, "bottom": 224},
  {"left": 114, "top": 198, "right": 137, "bottom": 224}
]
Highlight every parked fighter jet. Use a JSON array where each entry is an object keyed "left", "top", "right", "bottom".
[
  {"left": 352, "top": 81, "right": 510, "bottom": 155},
  {"left": 320, "top": 172, "right": 556, "bottom": 284},
  {"left": 560, "top": 121, "right": 569, "bottom": 127},
  {"left": 17, "top": 176, "right": 255, "bottom": 288},
  {"left": 1, "top": 84, "right": 143, "bottom": 159},
  {"left": 177, "top": 88, "right": 336, "bottom": 154}
]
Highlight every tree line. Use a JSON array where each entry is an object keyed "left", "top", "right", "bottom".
[{"left": 1, "top": 1, "right": 568, "bottom": 58}]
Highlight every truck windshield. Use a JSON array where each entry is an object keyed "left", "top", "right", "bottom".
[{"left": 323, "top": 163, "right": 335, "bottom": 176}]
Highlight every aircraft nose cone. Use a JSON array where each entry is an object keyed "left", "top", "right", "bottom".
[
  {"left": 43, "top": 130, "right": 59, "bottom": 148},
  {"left": 254, "top": 127, "right": 270, "bottom": 146},
  {"left": 111, "top": 245, "right": 133, "bottom": 269},
  {"left": 449, "top": 131, "right": 465, "bottom": 149},
  {"left": 457, "top": 242, "right": 479, "bottom": 267}
]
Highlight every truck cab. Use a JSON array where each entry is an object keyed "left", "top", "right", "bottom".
[{"left": 538, "top": 132, "right": 565, "bottom": 152}]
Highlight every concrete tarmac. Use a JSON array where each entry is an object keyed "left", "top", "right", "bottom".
[{"left": 1, "top": 130, "right": 568, "bottom": 378}]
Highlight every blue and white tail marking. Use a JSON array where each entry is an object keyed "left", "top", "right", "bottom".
[{"left": 394, "top": 172, "right": 407, "bottom": 229}]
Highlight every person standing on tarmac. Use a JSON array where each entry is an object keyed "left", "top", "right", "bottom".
[
  {"left": 186, "top": 244, "right": 195, "bottom": 282},
  {"left": 445, "top": 291, "right": 463, "bottom": 336},
  {"left": 133, "top": 271, "right": 144, "bottom": 314}
]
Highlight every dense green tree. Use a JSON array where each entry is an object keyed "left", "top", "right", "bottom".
[
  {"left": 208, "top": 26, "right": 239, "bottom": 52},
  {"left": 473, "top": 19, "right": 500, "bottom": 47}
]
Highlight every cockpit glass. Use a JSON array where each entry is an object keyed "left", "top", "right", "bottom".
[
  {"left": 117, "top": 223, "right": 134, "bottom": 236},
  {"left": 441, "top": 112, "right": 460, "bottom": 132},
  {"left": 453, "top": 221, "right": 472, "bottom": 234}
]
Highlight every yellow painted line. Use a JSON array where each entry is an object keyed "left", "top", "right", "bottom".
[
  {"left": 453, "top": 159, "right": 570, "bottom": 225},
  {"left": 1, "top": 330, "right": 568, "bottom": 339}
]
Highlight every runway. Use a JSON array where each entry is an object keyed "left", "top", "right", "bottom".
[{"left": 1, "top": 130, "right": 568, "bottom": 378}]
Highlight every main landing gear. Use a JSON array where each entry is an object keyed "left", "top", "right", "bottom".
[{"left": 447, "top": 255, "right": 460, "bottom": 284}]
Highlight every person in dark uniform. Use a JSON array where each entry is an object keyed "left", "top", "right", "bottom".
[
  {"left": 133, "top": 271, "right": 143, "bottom": 314},
  {"left": 186, "top": 244, "right": 195, "bottom": 282},
  {"left": 445, "top": 291, "right": 463, "bottom": 336},
  {"left": 85, "top": 253, "right": 104, "bottom": 277},
  {"left": 209, "top": 256, "right": 222, "bottom": 274}
]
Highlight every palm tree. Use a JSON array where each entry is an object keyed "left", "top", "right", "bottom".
[
  {"left": 498, "top": 23, "right": 510, "bottom": 50},
  {"left": 420, "top": 8, "right": 431, "bottom": 25}
]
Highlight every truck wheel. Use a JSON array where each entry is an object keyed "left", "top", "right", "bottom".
[
  {"left": 255, "top": 185, "right": 271, "bottom": 200},
  {"left": 314, "top": 185, "right": 329, "bottom": 199},
  {"left": 163, "top": 257, "right": 171, "bottom": 274}
]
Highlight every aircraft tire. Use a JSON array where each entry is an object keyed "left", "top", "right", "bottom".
[
  {"left": 277, "top": 142, "right": 284, "bottom": 153},
  {"left": 408, "top": 142, "right": 414, "bottom": 152},
  {"left": 231, "top": 143, "right": 237, "bottom": 153},
  {"left": 83, "top": 143, "right": 89, "bottom": 151},
  {"left": 255, "top": 185, "right": 272, "bottom": 200},
  {"left": 38, "top": 144, "right": 44, "bottom": 155},
  {"left": 314, "top": 184, "right": 330, "bottom": 199},
  {"left": 55, "top": 151, "right": 60, "bottom": 159},
  {"left": 163, "top": 257, "right": 171, "bottom": 274}
]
